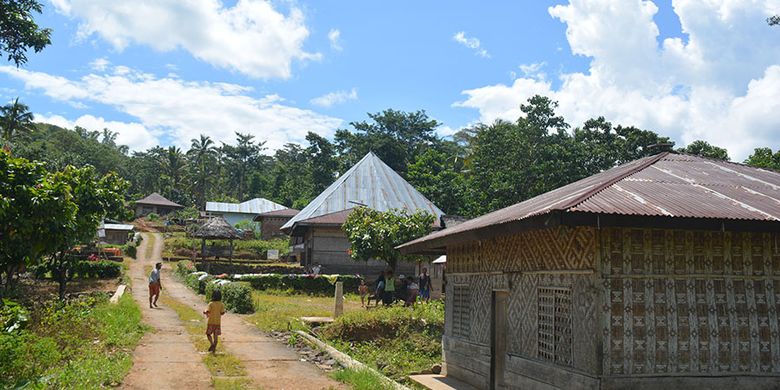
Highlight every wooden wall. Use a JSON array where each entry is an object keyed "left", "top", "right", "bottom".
[{"left": 304, "top": 226, "right": 415, "bottom": 276}]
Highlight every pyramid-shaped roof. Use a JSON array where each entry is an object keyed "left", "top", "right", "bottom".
[
  {"left": 135, "top": 192, "right": 183, "bottom": 208},
  {"left": 206, "top": 198, "right": 286, "bottom": 215},
  {"left": 282, "top": 152, "right": 444, "bottom": 232},
  {"left": 399, "top": 152, "right": 780, "bottom": 253}
]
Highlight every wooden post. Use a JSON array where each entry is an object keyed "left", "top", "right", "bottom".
[{"left": 334, "top": 281, "right": 344, "bottom": 318}]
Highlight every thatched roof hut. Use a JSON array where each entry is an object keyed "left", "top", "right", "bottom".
[
  {"left": 190, "top": 216, "right": 240, "bottom": 261},
  {"left": 191, "top": 216, "right": 241, "bottom": 240}
]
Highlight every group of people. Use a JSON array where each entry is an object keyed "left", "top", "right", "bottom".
[{"left": 358, "top": 267, "right": 432, "bottom": 307}]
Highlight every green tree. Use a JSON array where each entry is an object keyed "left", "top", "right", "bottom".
[
  {"left": 0, "top": 0, "right": 51, "bottom": 66},
  {"left": 41, "top": 165, "right": 130, "bottom": 299},
  {"left": 407, "top": 145, "right": 467, "bottom": 215},
  {"left": 744, "top": 147, "right": 780, "bottom": 170},
  {"left": 0, "top": 151, "right": 73, "bottom": 292},
  {"left": 159, "top": 146, "right": 189, "bottom": 204},
  {"left": 677, "top": 140, "right": 729, "bottom": 160},
  {"left": 343, "top": 207, "right": 434, "bottom": 272},
  {"left": 269, "top": 143, "right": 313, "bottom": 208},
  {"left": 334, "top": 109, "right": 439, "bottom": 175},
  {"left": 305, "top": 132, "right": 338, "bottom": 194},
  {"left": 0, "top": 98, "right": 34, "bottom": 147},
  {"left": 187, "top": 134, "right": 217, "bottom": 208},
  {"left": 222, "top": 132, "right": 265, "bottom": 200}
]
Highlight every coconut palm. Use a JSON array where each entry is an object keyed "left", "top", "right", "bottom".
[
  {"left": 187, "top": 134, "right": 217, "bottom": 208},
  {"left": 1, "top": 98, "right": 35, "bottom": 148}
]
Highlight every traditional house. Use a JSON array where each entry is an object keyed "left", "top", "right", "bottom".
[
  {"left": 282, "top": 152, "right": 445, "bottom": 275},
  {"left": 98, "top": 222, "right": 134, "bottom": 245},
  {"left": 134, "top": 193, "right": 184, "bottom": 217},
  {"left": 399, "top": 153, "right": 780, "bottom": 390},
  {"left": 205, "top": 198, "right": 287, "bottom": 227},
  {"left": 253, "top": 208, "right": 299, "bottom": 240}
]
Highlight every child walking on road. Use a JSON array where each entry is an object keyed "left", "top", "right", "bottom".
[{"left": 204, "top": 290, "right": 226, "bottom": 353}]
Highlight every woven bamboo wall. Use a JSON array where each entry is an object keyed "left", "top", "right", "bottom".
[
  {"left": 446, "top": 226, "right": 601, "bottom": 375},
  {"left": 602, "top": 228, "right": 780, "bottom": 376}
]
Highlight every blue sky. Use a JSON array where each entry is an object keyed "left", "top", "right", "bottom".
[{"left": 1, "top": 0, "right": 778, "bottom": 160}]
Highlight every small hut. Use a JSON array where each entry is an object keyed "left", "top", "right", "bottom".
[{"left": 190, "top": 216, "right": 241, "bottom": 261}]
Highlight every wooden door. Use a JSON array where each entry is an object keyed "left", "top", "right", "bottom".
[{"left": 491, "top": 290, "right": 509, "bottom": 389}]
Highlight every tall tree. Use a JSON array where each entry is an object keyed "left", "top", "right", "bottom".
[
  {"left": 677, "top": 140, "right": 729, "bottom": 160},
  {"left": 159, "top": 146, "right": 188, "bottom": 204},
  {"left": 407, "top": 143, "right": 468, "bottom": 215},
  {"left": 270, "top": 143, "right": 313, "bottom": 208},
  {"left": 187, "top": 134, "right": 217, "bottom": 209},
  {"left": 0, "top": 97, "right": 34, "bottom": 147},
  {"left": 745, "top": 147, "right": 780, "bottom": 171},
  {"left": 222, "top": 132, "right": 264, "bottom": 200},
  {"left": 305, "top": 131, "right": 338, "bottom": 194},
  {"left": 0, "top": 0, "right": 51, "bottom": 66},
  {"left": 334, "top": 109, "right": 439, "bottom": 175}
]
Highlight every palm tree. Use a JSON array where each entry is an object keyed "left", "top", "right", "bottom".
[
  {"left": 159, "top": 146, "right": 188, "bottom": 195},
  {"left": 187, "top": 134, "right": 216, "bottom": 208},
  {"left": 0, "top": 98, "right": 35, "bottom": 148}
]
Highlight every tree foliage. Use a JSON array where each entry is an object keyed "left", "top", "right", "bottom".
[
  {"left": 677, "top": 140, "right": 729, "bottom": 160},
  {"left": 0, "top": 0, "right": 51, "bottom": 66},
  {"left": 0, "top": 97, "right": 34, "bottom": 147},
  {"left": 343, "top": 207, "right": 434, "bottom": 272},
  {"left": 744, "top": 147, "right": 780, "bottom": 171}
]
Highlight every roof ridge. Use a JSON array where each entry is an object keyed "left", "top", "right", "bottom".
[{"left": 557, "top": 151, "right": 669, "bottom": 211}]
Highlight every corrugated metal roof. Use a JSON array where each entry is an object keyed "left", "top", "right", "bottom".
[
  {"left": 206, "top": 198, "right": 286, "bottom": 215},
  {"left": 135, "top": 193, "right": 183, "bottom": 208},
  {"left": 296, "top": 209, "right": 355, "bottom": 226},
  {"left": 282, "top": 152, "right": 445, "bottom": 232},
  {"left": 101, "top": 223, "right": 134, "bottom": 231},
  {"left": 399, "top": 152, "right": 780, "bottom": 252},
  {"left": 253, "top": 208, "right": 300, "bottom": 220}
]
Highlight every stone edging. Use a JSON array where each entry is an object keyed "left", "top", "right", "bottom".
[{"left": 293, "top": 330, "right": 411, "bottom": 390}]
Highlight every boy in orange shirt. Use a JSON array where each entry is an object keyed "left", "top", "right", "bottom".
[{"left": 204, "top": 289, "right": 226, "bottom": 353}]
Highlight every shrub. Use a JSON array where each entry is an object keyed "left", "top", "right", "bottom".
[
  {"left": 175, "top": 260, "right": 196, "bottom": 278},
  {"left": 184, "top": 272, "right": 212, "bottom": 294},
  {"left": 123, "top": 244, "right": 137, "bottom": 259},
  {"left": 205, "top": 281, "right": 254, "bottom": 314},
  {"left": 71, "top": 261, "right": 122, "bottom": 279},
  {"left": 237, "top": 274, "right": 361, "bottom": 295},
  {"left": 147, "top": 213, "right": 159, "bottom": 221}
]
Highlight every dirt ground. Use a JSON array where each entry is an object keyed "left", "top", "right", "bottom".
[{"left": 121, "top": 233, "right": 346, "bottom": 390}]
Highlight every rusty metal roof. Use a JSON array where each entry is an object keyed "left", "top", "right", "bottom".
[
  {"left": 135, "top": 193, "right": 183, "bottom": 208},
  {"left": 253, "top": 208, "right": 300, "bottom": 221},
  {"left": 281, "top": 152, "right": 445, "bottom": 232},
  {"left": 399, "top": 152, "right": 780, "bottom": 252},
  {"left": 295, "top": 209, "right": 355, "bottom": 226}
]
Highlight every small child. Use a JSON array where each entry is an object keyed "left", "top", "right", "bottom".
[
  {"left": 203, "top": 289, "right": 226, "bottom": 353},
  {"left": 358, "top": 279, "right": 369, "bottom": 307}
]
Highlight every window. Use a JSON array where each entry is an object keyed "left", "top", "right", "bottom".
[
  {"left": 452, "top": 285, "right": 471, "bottom": 339},
  {"left": 538, "top": 286, "right": 572, "bottom": 366}
]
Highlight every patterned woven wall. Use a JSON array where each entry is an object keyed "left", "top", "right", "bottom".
[
  {"left": 602, "top": 228, "right": 780, "bottom": 375},
  {"left": 447, "top": 226, "right": 597, "bottom": 273}
]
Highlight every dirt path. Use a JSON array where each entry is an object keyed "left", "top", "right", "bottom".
[
  {"left": 121, "top": 233, "right": 213, "bottom": 390},
  {"left": 125, "top": 233, "right": 345, "bottom": 390}
]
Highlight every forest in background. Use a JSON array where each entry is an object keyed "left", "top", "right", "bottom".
[{"left": 10, "top": 95, "right": 780, "bottom": 219}]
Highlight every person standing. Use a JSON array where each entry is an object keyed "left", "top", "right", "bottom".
[
  {"left": 149, "top": 262, "right": 162, "bottom": 308},
  {"left": 418, "top": 267, "right": 432, "bottom": 303},
  {"left": 382, "top": 270, "right": 396, "bottom": 306}
]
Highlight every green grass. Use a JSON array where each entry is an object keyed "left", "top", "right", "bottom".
[
  {"left": 164, "top": 231, "right": 289, "bottom": 259},
  {"left": 247, "top": 290, "right": 363, "bottom": 332},
  {"left": 0, "top": 293, "right": 149, "bottom": 389},
  {"left": 331, "top": 367, "right": 394, "bottom": 390},
  {"left": 321, "top": 302, "right": 444, "bottom": 384},
  {"left": 144, "top": 233, "right": 156, "bottom": 259}
]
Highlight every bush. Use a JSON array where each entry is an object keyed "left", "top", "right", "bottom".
[
  {"left": 237, "top": 274, "right": 361, "bottom": 295},
  {"left": 123, "top": 244, "right": 137, "bottom": 259},
  {"left": 184, "top": 272, "right": 212, "bottom": 294},
  {"left": 71, "top": 261, "right": 122, "bottom": 279},
  {"left": 175, "top": 260, "right": 196, "bottom": 278},
  {"left": 194, "top": 261, "right": 304, "bottom": 275},
  {"left": 205, "top": 281, "right": 254, "bottom": 314},
  {"left": 147, "top": 213, "right": 159, "bottom": 221}
]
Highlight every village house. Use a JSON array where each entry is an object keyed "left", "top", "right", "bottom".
[
  {"left": 205, "top": 198, "right": 288, "bottom": 227},
  {"left": 282, "top": 152, "right": 445, "bottom": 276},
  {"left": 399, "top": 152, "right": 780, "bottom": 390},
  {"left": 134, "top": 192, "right": 184, "bottom": 217},
  {"left": 97, "top": 222, "right": 134, "bottom": 245},
  {"left": 253, "top": 208, "right": 299, "bottom": 240}
]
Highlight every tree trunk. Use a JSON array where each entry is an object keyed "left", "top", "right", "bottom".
[
  {"left": 388, "top": 258, "right": 398, "bottom": 273},
  {"left": 57, "top": 254, "right": 67, "bottom": 300}
]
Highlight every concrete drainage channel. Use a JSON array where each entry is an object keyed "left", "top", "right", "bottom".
[{"left": 294, "top": 330, "right": 412, "bottom": 390}]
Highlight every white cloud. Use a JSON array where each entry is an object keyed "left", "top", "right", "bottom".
[
  {"left": 453, "top": 31, "right": 490, "bottom": 58},
  {"left": 310, "top": 88, "right": 358, "bottom": 108},
  {"left": 36, "top": 113, "right": 160, "bottom": 151},
  {"left": 52, "top": 0, "right": 320, "bottom": 79},
  {"left": 0, "top": 66, "right": 343, "bottom": 152},
  {"left": 454, "top": 0, "right": 780, "bottom": 160},
  {"left": 328, "top": 29, "right": 342, "bottom": 51},
  {"left": 89, "top": 57, "right": 110, "bottom": 71}
]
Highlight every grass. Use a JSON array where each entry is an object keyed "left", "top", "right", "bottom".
[
  {"left": 321, "top": 302, "right": 444, "bottom": 385},
  {"left": 248, "top": 290, "right": 363, "bottom": 332},
  {"left": 159, "top": 292, "right": 253, "bottom": 383},
  {"left": 0, "top": 293, "right": 149, "bottom": 389},
  {"left": 144, "top": 232, "right": 156, "bottom": 260},
  {"left": 331, "top": 367, "right": 394, "bottom": 390},
  {"left": 164, "top": 231, "right": 289, "bottom": 259}
]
